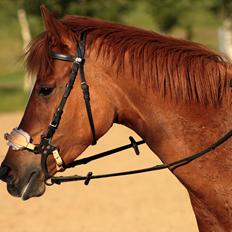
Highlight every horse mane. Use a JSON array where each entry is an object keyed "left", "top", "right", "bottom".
[{"left": 26, "top": 15, "right": 232, "bottom": 106}]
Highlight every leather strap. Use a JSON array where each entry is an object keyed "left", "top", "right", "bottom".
[
  {"left": 49, "top": 52, "right": 75, "bottom": 62},
  {"left": 51, "top": 129, "right": 232, "bottom": 185},
  {"left": 47, "top": 31, "right": 96, "bottom": 145},
  {"left": 36, "top": 31, "right": 97, "bottom": 179}
]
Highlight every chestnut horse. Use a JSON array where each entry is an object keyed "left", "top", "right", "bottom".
[{"left": 1, "top": 6, "right": 232, "bottom": 232}]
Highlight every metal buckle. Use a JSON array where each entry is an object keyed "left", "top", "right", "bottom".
[
  {"left": 49, "top": 122, "right": 58, "bottom": 128},
  {"left": 74, "top": 57, "right": 82, "bottom": 63}
]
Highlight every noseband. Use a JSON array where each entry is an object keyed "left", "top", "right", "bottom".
[{"left": 3, "top": 32, "right": 232, "bottom": 186}]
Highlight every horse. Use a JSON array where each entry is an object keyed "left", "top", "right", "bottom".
[{"left": 1, "top": 5, "right": 232, "bottom": 232}]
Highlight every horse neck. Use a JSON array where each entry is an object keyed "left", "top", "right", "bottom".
[
  {"left": 92, "top": 51, "right": 232, "bottom": 158},
  {"left": 97, "top": 56, "right": 232, "bottom": 229},
  {"left": 88, "top": 45, "right": 231, "bottom": 164},
  {"left": 87, "top": 38, "right": 232, "bottom": 229},
  {"left": 112, "top": 76, "right": 231, "bottom": 162},
  {"left": 110, "top": 69, "right": 232, "bottom": 170}
]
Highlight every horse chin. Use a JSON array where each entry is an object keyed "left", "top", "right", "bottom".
[{"left": 7, "top": 171, "right": 46, "bottom": 201}]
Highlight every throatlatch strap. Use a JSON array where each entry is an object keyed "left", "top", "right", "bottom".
[
  {"left": 80, "top": 66, "right": 97, "bottom": 145},
  {"left": 77, "top": 32, "right": 97, "bottom": 145}
]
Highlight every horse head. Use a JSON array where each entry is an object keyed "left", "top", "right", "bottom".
[{"left": 0, "top": 6, "right": 117, "bottom": 200}]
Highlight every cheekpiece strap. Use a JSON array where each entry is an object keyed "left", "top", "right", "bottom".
[{"left": 47, "top": 31, "right": 96, "bottom": 145}]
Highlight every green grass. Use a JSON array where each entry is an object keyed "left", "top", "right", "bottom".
[
  {"left": 0, "top": 72, "right": 28, "bottom": 112},
  {"left": 0, "top": 86, "right": 28, "bottom": 112},
  {"left": 0, "top": 1, "right": 28, "bottom": 112}
]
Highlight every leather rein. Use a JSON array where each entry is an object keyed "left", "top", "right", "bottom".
[{"left": 3, "top": 31, "right": 232, "bottom": 186}]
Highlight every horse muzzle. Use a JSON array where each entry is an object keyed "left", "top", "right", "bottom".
[{"left": 0, "top": 165, "right": 10, "bottom": 181}]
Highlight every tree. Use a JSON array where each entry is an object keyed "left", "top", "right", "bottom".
[
  {"left": 146, "top": 0, "right": 203, "bottom": 40},
  {"left": 22, "top": 0, "right": 135, "bottom": 21},
  {"left": 15, "top": 0, "right": 135, "bottom": 36},
  {"left": 205, "top": 0, "right": 232, "bottom": 58},
  {"left": 18, "top": 7, "right": 32, "bottom": 91},
  {"left": 6, "top": 0, "right": 136, "bottom": 90}
]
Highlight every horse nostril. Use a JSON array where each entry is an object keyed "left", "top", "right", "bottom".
[{"left": 0, "top": 165, "right": 12, "bottom": 182}]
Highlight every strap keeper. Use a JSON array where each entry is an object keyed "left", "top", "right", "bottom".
[
  {"left": 49, "top": 121, "right": 58, "bottom": 128},
  {"left": 52, "top": 149, "right": 64, "bottom": 171},
  {"left": 84, "top": 172, "right": 93, "bottom": 185},
  {"left": 25, "top": 143, "right": 36, "bottom": 151},
  {"left": 129, "top": 136, "right": 140, "bottom": 155}
]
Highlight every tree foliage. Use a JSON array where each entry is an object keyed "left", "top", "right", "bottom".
[
  {"left": 11, "top": 0, "right": 136, "bottom": 36},
  {"left": 146, "top": 0, "right": 232, "bottom": 39},
  {"left": 146, "top": 0, "right": 204, "bottom": 40},
  {"left": 204, "top": 0, "right": 232, "bottom": 19},
  {"left": 21, "top": 0, "right": 135, "bottom": 22}
]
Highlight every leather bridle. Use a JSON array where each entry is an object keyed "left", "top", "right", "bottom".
[
  {"left": 2, "top": 31, "right": 232, "bottom": 186},
  {"left": 4, "top": 32, "right": 97, "bottom": 181},
  {"left": 35, "top": 31, "right": 97, "bottom": 179}
]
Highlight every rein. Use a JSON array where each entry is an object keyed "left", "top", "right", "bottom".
[
  {"left": 3, "top": 31, "right": 232, "bottom": 186},
  {"left": 50, "top": 129, "right": 232, "bottom": 185}
]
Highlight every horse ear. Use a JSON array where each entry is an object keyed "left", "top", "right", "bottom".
[{"left": 40, "top": 5, "right": 67, "bottom": 37}]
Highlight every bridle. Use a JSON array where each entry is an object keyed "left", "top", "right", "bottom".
[
  {"left": 2, "top": 31, "right": 232, "bottom": 186},
  {"left": 35, "top": 31, "right": 97, "bottom": 179},
  {"left": 4, "top": 32, "right": 96, "bottom": 180}
]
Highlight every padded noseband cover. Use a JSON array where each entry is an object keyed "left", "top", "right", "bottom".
[{"left": 4, "top": 128, "right": 35, "bottom": 151}]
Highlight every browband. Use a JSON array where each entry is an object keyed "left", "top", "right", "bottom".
[{"left": 49, "top": 51, "right": 76, "bottom": 62}]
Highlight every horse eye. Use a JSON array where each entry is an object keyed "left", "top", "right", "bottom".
[{"left": 38, "top": 87, "right": 54, "bottom": 96}]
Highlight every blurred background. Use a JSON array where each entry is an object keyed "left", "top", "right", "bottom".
[
  {"left": 0, "top": 1, "right": 232, "bottom": 232},
  {"left": 0, "top": 0, "right": 232, "bottom": 112}
]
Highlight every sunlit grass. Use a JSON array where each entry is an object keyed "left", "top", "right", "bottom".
[
  {"left": 0, "top": 87, "right": 28, "bottom": 112},
  {"left": 0, "top": 72, "right": 28, "bottom": 112}
]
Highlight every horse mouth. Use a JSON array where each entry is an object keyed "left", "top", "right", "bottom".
[
  {"left": 20, "top": 171, "right": 46, "bottom": 201},
  {"left": 20, "top": 172, "right": 34, "bottom": 200},
  {"left": 6, "top": 170, "right": 46, "bottom": 201}
]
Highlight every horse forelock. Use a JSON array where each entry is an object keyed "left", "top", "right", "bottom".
[
  {"left": 25, "top": 31, "right": 70, "bottom": 81},
  {"left": 26, "top": 15, "right": 232, "bottom": 106}
]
